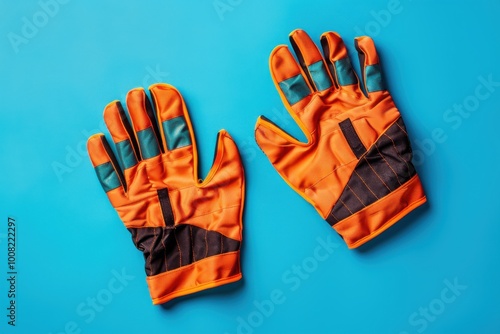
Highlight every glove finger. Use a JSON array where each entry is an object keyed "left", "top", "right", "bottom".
[
  {"left": 354, "top": 36, "right": 387, "bottom": 96},
  {"left": 320, "top": 32, "right": 361, "bottom": 93},
  {"left": 270, "top": 45, "right": 323, "bottom": 134},
  {"left": 126, "top": 88, "right": 163, "bottom": 160},
  {"left": 149, "top": 84, "right": 194, "bottom": 155},
  {"left": 289, "top": 29, "right": 333, "bottom": 93},
  {"left": 103, "top": 101, "right": 140, "bottom": 177},
  {"left": 270, "top": 44, "right": 313, "bottom": 110},
  {"left": 87, "top": 134, "right": 127, "bottom": 199},
  {"left": 199, "top": 130, "right": 244, "bottom": 192}
]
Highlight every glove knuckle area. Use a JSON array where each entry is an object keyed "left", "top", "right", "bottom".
[
  {"left": 166, "top": 179, "right": 243, "bottom": 238},
  {"left": 165, "top": 132, "right": 244, "bottom": 239},
  {"left": 297, "top": 106, "right": 402, "bottom": 218}
]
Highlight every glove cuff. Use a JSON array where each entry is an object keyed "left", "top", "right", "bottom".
[
  {"left": 146, "top": 251, "right": 241, "bottom": 305},
  {"left": 332, "top": 174, "right": 426, "bottom": 249}
]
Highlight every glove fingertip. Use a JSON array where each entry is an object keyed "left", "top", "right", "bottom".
[{"left": 87, "top": 134, "right": 108, "bottom": 166}]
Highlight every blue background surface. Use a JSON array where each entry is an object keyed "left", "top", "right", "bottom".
[{"left": 1, "top": 1, "right": 499, "bottom": 333}]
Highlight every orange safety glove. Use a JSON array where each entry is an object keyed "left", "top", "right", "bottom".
[
  {"left": 87, "top": 84, "right": 245, "bottom": 304},
  {"left": 255, "top": 29, "right": 426, "bottom": 249}
]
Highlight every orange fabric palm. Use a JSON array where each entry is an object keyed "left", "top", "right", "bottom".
[
  {"left": 87, "top": 84, "right": 245, "bottom": 304},
  {"left": 255, "top": 29, "right": 426, "bottom": 249}
]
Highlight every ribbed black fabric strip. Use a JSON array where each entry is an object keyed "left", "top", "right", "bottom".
[
  {"left": 339, "top": 118, "right": 367, "bottom": 159},
  {"left": 364, "top": 149, "right": 401, "bottom": 191},
  {"left": 157, "top": 188, "right": 174, "bottom": 228},
  {"left": 175, "top": 226, "right": 192, "bottom": 267},
  {"left": 128, "top": 225, "right": 240, "bottom": 276},
  {"left": 326, "top": 118, "right": 417, "bottom": 225},
  {"left": 206, "top": 231, "right": 222, "bottom": 257},
  {"left": 349, "top": 172, "right": 379, "bottom": 205},
  {"left": 356, "top": 159, "right": 391, "bottom": 198},
  {"left": 384, "top": 118, "right": 416, "bottom": 178},
  {"left": 191, "top": 226, "right": 207, "bottom": 263},
  {"left": 329, "top": 202, "right": 350, "bottom": 224},
  {"left": 163, "top": 228, "right": 181, "bottom": 271},
  {"left": 343, "top": 187, "right": 365, "bottom": 211}
]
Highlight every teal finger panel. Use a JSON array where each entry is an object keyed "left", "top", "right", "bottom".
[
  {"left": 116, "top": 139, "right": 137, "bottom": 170},
  {"left": 137, "top": 127, "right": 160, "bottom": 159},
  {"left": 94, "top": 162, "right": 121, "bottom": 192},
  {"left": 163, "top": 116, "right": 192, "bottom": 150},
  {"left": 365, "top": 64, "right": 386, "bottom": 92},
  {"left": 307, "top": 60, "right": 332, "bottom": 91},
  {"left": 334, "top": 58, "right": 358, "bottom": 86},
  {"left": 278, "top": 74, "right": 310, "bottom": 105}
]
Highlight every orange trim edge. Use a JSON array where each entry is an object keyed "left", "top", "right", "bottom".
[
  {"left": 332, "top": 175, "right": 427, "bottom": 249},
  {"left": 146, "top": 251, "right": 241, "bottom": 305}
]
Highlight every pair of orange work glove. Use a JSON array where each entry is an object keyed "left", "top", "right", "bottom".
[{"left": 87, "top": 29, "right": 427, "bottom": 305}]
